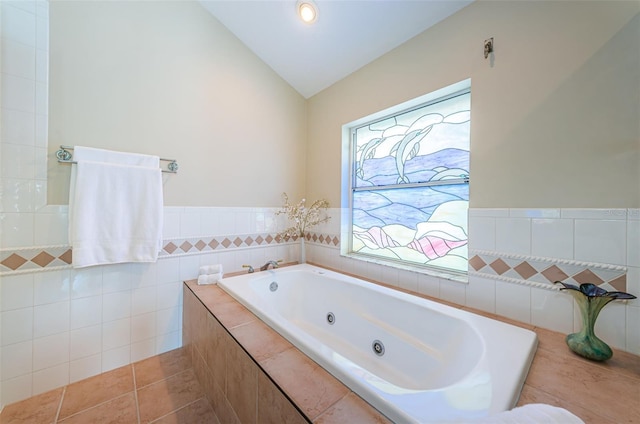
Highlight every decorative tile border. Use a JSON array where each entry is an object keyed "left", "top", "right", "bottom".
[
  {"left": 0, "top": 245, "right": 73, "bottom": 274},
  {"left": 469, "top": 249, "right": 627, "bottom": 292},
  {"left": 0, "top": 232, "right": 341, "bottom": 275}
]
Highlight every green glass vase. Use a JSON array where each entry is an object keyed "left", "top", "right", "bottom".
[
  {"left": 565, "top": 292, "right": 613, "bottom": 361},
  {"left": 556, "top": 281, "right": 636, "bottom": 362}
]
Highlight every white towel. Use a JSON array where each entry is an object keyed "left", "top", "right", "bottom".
[
  {"left": 467, "top": 404, "right": 585, "bottom": 423},
  {"left": 199, "top": 264, "right": 223, "bottom": 276},
  {"left": 197, "top": 273, "right": 222, "bottom": 285},
  {"left": 69, "top": 146, "right": 163, "bottom": 268}
]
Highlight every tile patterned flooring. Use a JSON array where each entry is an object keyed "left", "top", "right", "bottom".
[{"left": 0, "top": 348, "right": 220, "bottom": 424}]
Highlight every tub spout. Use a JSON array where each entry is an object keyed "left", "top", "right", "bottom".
[{"left": 260, "top": 260, "right": 282, "bottom": 271}]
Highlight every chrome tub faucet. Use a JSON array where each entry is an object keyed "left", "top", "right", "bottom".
[{"left": 260, "top": 260, "right": 282, "bottom": 271}]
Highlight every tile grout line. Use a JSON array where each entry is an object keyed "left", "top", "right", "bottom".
[
  {"left": 53, "top": 386, "right": 66, "bottom": 423},
  {"left": 132, "top": 365, "right": 141, "bottom": 424},
  {"left": 146, "top": 397, "right": 207, "bottom": 423}
]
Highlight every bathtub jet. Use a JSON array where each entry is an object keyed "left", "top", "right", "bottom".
[{"left": 218, "top": 264, "right": 538, "bottom": 423}]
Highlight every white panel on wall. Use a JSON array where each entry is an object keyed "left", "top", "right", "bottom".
[
  {"left": 495, "top": 281, "right": 531, "bottom": 324},
  {"left": 439, "top": 279, "right": 466, "bottom": 305},
  {"left": 180, "top": 208, "right": 202, "bottom": 238},
  {"left": 574, "top": 219, "right": 627, "bottom": 265},
  {"left": 102, "top": 264, "right": 134, "bottom": 293},
  {"left": 1, "top": 274, "right": 34, "bottom": 311},
  {"left": 1, "top": 38, "right": 36, "bottom": 80},
  {"left": 627, "top": 306, "right": 640, "bottom": 354},
  {"left": 1, "top": 109, "right": 35, "bottom": 146},
  {"left": 1, "top": 179, "right": 35, "bottom": 213},
  {"left": 162, "top": 208, "right": 181, "bottom": 239},
  {"left": 417, "top": 273, "right": 440, "bottom": 298},
  {"left": 33, "top": 332, "right": 69, "bottom": 371},
  {"left": 70, "top": 267, "right": 102, "bottom": 299},
  {"left": 530, "top": 287, "right": 574, "bottom": 334},
  {"left": 101, "top": 345, "right": 130, "bottom": 373},
  {"left": 70, "top": 325, "right": 102, "bottom": 360},
  {"left": 627, "top": 220, "right": 639, "bottom": 267},
  {"left": 1, "top": 3, "right": 37, "bottom": 46},
  {"left": 69, "top": 353, "right": 101, "bottom": 384},
  {"left": 132, "top": 286, "right": 157, "bottom": 316},
  {"left": 1, "top": 74, "right": 36, "bottom": 113},
  {"left": 131, "top": 338, "right": 156, "bottom": 363},
  {"left": 33, "top": 301, "right": 69, "bottom": 338},
  {"left": 0, "top": 211, "right": 34, "bottom": 247},
  {"left": 495, "top": 218, "right": 531, "bottom": 255},
  {"left": 466, "top": 275, "right": 496, "bottom": 314},
  {"left": 1, "top": 374, "right": 32, "bottom": 406},
  {"left": 131, "top": 312, "right": 156, "bottom": 343},
  {"left": 1, "top": 341, "right": 32, "bottom": 380},
  {"left": 102, "top": 318, "right": 131, "bottom": 351},
  {"left": 1, "top": 308, "right": 33, "bottom": 345},
  {"left": 467, "top": 216, "right": 495, "bottom": 251},
  {"left": 70, "top": 296, "right": 102, "bottom": 330},
  {"left": 531, "top": 218, "right": 574, "bottom": 259},
  {"left": 33, "top": 270, "right": 69, "bottom": 305},
  {"left": 32, "top": 362, "right": 67, "bottom": 396}
]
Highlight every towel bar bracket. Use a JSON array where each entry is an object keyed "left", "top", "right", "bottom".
[
  {"left": 56, "top": 148, "right": 72, "bottom": 162},
  {"left": 167, "top": 161, "right": 179, "bottom": 172}
]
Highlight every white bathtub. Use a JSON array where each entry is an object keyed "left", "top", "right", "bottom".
[{"left": 218, "top": 264, "right": 537, "bottom": 423}]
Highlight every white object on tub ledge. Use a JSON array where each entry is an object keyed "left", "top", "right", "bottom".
[
  {"left": 197, "top": 264, "right": 224, "bottom": 285},
  {"left": 199, "top": 264, "right": 223, "bottom": 275},
  {"left": 467, "top": 403, "right": 584, "bottom": 423},
  {"left": 197, "top": 273, "right": 221, "bottom": 285},
  {"left": 218, "top": 264, "right": 539, "bottom": 424}
]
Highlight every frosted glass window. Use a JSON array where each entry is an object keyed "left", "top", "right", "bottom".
[{"left": 350, "top": 90, "right": 470, "bottom": 274}]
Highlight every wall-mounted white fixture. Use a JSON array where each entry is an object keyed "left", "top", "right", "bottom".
[
  {"left": 484, "top": 37, "right": 494, "bottom": 59},
  {"left": 296, "top": 0, "right": 318, "bottom": 24}
]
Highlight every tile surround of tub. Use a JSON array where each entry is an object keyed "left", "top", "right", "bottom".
[{"left": 304, "top": 208, "right": 639, "bottom": 358}]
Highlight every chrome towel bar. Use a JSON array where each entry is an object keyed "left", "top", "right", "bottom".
[{"left": 56, "top": 145, "right": 178, "bottom": 173}]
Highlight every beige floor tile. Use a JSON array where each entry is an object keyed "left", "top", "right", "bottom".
[
  {"left": 57, "top": 393, "right": 138, "bottom": 424},
  {"left": 134, "top": 347, "right": 192, "bottom": 388},
  {"left": 0, "top": 388, "right": 63, "bottom": 424},
  {"left": 137, "top": 369, "right": 205, "bottom": 423},
  {"left": 58, "top": 366, "right": 134, "bottom": 420},
  {"left": 150, "top": 398, "right": 219, "bottom": 424}
]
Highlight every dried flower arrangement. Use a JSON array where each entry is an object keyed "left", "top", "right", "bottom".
[{"left": 276, "top": 192, "right": 330, "bottom": 239}]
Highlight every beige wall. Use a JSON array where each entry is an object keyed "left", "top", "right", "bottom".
[
  {"left": 48, "top": 1, "right": 307, "bottom": 207},
  {"left": 307, "top": 1, "right": 640, "bottom": 208}
]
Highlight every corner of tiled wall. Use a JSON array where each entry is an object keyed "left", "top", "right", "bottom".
[{"left": 466, "top": 207, "right": 638, "bottom": 353}]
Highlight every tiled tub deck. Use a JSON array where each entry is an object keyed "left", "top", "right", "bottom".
[{"left": 183, "top": 267, "right": 640, "bottom": 424}]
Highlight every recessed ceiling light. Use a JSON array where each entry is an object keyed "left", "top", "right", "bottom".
[{"left": 296, "top": 0, "right": 318, "bottom": 24}]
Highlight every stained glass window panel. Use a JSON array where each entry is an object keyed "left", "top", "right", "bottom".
[{"left": 350, "top": 90, "right": 470, "bottom": 274}]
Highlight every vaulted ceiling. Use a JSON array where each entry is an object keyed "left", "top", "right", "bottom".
[{"left": 200, "top": 1, "right": 472, "bottom": 98}]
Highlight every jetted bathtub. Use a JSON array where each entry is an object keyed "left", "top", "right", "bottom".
[{"left": 218, "top": 264, "right": 537, "bottom": 423}]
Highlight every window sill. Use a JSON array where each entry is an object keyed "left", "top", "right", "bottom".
[{"left": 341, "top": 252, "right": 468, "bottom": 284}]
